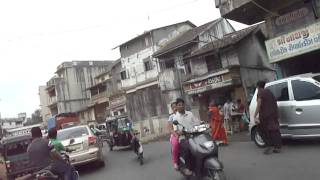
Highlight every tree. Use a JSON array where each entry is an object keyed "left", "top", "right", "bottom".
[{"left": 24, "top": 109, "right": 43, "bottom": 126}]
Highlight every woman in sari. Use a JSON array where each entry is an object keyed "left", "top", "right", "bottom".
[{"left": 209, "top": 100, "right": 228, "bottom": 145}]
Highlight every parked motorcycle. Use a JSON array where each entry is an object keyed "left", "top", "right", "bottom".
[
  {"left": 172, "top": 120, "right": 226, "bottom": 180},
  {"left": 131, "top": 131, "right": 144, "bottom": 165}
]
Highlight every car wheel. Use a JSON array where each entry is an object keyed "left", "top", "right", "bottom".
[{"left": 251, "top": 127, "right": 266, "bottom": 148}]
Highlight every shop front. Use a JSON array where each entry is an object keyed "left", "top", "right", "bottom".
[
  {"left": 183, "top": 68, "right": 246, "bottom": 122},
  {"left": 265, "top": 1, "right": 320, "bottom": 77}
]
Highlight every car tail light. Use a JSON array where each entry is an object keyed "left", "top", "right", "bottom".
[{"left": 88, "top": 136, "right": 97, "bottom": 145}]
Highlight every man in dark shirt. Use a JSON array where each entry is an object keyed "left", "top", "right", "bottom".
[
  {"left": 27, "top": 127, "right": 77, "bottom": 180},
  {"left": 254, "top": 81, "right": 282, "bottom": 154}
]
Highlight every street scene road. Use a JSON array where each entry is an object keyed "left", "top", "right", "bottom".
[{"left": 79, "top": 134, "right": 320, "bottom": 180}]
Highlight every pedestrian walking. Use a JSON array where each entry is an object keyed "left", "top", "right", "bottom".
[
  {"left": 209, "top": 100, "right": 228, "bottom": 145},
  {"left": 254, "top": 81, "right": 282, "bottom": 154}
]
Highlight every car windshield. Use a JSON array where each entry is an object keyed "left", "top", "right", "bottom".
[
  {"left": 5, "top": 140, "right": 30, "bottom": 157},
  {"left": 57, "top": 127, "right": 89, "bottom": 141}
]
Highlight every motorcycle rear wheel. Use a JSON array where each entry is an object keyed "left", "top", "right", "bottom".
[{"left": 207, "top": 169, "right": 226, "bottom": 180}]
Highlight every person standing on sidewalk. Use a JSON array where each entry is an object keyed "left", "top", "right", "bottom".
[
  {"left": 223, "top": 99, "right": 233, "bottom": 134},
  {"left": 254, "top": 81, "right": 282, "bottom": 154},
  {"left": 209, "top": 100, "right": 228, "bottom": 145}
]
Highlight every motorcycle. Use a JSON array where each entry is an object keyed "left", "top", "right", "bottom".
[
  {"left": 172, "top": 120, "right": 226, "bottom": 180},
  {"left": 131, "top": 131, "right": 144, "bottom": 165},
  {"left": 17, "top": 150, "right": 79, "bottom": 180}
]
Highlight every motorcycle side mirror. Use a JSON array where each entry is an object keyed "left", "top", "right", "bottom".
[{"left": 172, "top": 120, "right": 179, "bottom": 126}]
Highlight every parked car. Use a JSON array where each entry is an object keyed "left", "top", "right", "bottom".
[
  {"left": 249, "top": 73, "right": 320, "bottom": 147},
  {"left": 57, "top": 125, "right": 105, "bottom": 166}
]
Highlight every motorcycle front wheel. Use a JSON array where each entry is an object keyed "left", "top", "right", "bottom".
[{"left": 207, "top": 169, "right": 226, "bottom": 180}]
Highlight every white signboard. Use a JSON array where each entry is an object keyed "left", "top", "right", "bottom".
[{"left": 265, "top": 21, "right": 320, "bottom": 63}]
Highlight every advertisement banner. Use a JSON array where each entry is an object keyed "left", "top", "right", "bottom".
[{"left": 265, "top": 21, "right": 320, "bottom": 63}]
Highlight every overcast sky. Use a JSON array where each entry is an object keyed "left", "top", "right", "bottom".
[{"left": 0, "top": 0, "right": 247, "bottom": 118}]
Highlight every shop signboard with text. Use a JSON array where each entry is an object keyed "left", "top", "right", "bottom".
[
  {"left": 266, "top": 3, "right": 315, "bottom": 37},
  {"left": 265, "top": 21, "right": 320, "bottom": 63},
  {"left": 183, "top": 71, "right": 238, "bottom": 95}
]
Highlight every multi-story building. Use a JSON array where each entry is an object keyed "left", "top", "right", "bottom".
[
  {"left": 44, "top": 61, "right": 113, "bottom": 124},
  {"left": 154, "top": 19, "right": 275, "bottom": 121},
  {"left": 0, "top": 118, "right": 24, "bottom": 130},
  {"left": 84, "top": 60, "right": 125, "bottom": 123},
  {"left": 39, "top": 86, "right": 51, "bottom": 126},
  {"left": 116, "top": 21, "right": 196, "bottom": 138},
  {"left": 215, "top": 0, "right": 320, "bottom": 78}
]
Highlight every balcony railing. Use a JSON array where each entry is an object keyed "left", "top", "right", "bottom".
[{"left": 48, "top": 96, "right": 57, "bottom": 106}]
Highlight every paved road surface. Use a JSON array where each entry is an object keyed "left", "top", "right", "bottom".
[{"left": 79, "top": 135, "right": 320, "bottom": 180}]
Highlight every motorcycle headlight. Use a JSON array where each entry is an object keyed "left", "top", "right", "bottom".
[{"left": 203, "top": 141, "right": 214, "bottom": 148}]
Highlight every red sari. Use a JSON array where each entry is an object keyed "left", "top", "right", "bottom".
[{"left": 209, "top": 106, "right": 228, "bottom": 144}]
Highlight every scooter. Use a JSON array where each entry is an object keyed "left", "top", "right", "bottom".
[
  {"left": 131, "top": 131, "right": 144, "bottom": 165},
  {"left": 172, "top": 120, "right": 226, "bottom": 180}
]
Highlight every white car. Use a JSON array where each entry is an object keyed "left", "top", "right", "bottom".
[
  {"left": 249, "top": 73, "right": 320, "bottom": 147},
  {"left": 57, "top": 125, "right": 105, "bottom": 166}
]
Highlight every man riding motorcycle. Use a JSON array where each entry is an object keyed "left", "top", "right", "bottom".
[
  {"left": 173, "top": 98, "right": 201, "bottom": 176},
  {"left": 27, "top": 127, "right": 77, "bottom": 180}
]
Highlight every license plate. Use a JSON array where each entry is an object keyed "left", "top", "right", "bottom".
[{"left": 69, "top": 144, "right": 83, "bottom": 151}]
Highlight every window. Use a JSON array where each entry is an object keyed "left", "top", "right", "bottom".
[
  {"left": 120, "top": 71, "right": 128, "bottom": 80},
  {"left": 145, "top": 37, "right": 149, "bottom": 46},
  {"left": 292, "top": 80, "right": 320, "bottom": 101},
  {"left": 165, "top": 60, "right": 175, "bottom": 69},
  {"left": 205, "top": 54, "right": 222, "bottom": 72},
  {"left": 144, "top": 60, "right": 153, "bottom": 71},
  {"left": 266, "top": 82, "right": 289, "bottom": 101}
]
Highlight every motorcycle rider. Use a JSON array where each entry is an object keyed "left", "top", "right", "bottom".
[
  {"left": 27, "top": 127, "right": 77, "bottom": 180},
  {"left": 48, "top": 128, "right": 66, "bottom": 153},
  {"left": 173, "top": 98, "right": 200, "bottom": 176}
]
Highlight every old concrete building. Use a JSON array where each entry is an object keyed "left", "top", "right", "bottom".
[
  {"left": 45, "top": 61, "right": 113, "bottom": 123},
  {"left": 153, "top": 18, "right": 236, "bottom": 118},
  {"left": 0, "top": 118, "right": 24, "bottom": 130},
  {"left": 84, "top": 60, "right": 126, "bottom": 124},
  {"left": 39, "top": 86, "right": 51, "bottom": 126},
  {"left": 216, "top": 0, "right": 320, "bottom": 78},
  {"left": 116, "top": 21, "right": 196, "bottom": 138},
  {"left": 154, "top": 19, "right": 275, "bottom": 121}
]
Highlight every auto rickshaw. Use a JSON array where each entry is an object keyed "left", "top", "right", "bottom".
[{"left": 105, "top": 115, "right": 132, "bottom": 151}]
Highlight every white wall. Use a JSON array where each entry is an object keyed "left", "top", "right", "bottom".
[{"left": 121, "top": 47, "right": 158, "bottom": 88}]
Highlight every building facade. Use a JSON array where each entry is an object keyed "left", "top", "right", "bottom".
[
  {"left": 155, "top": 19, "right": 275, "bottom": 122},
  {"left": 84, "top": 60, "right": 126, "bottom": 124},
  {"left": 154, "top": 18, "right": 236, "bottom": 118},
  {"left": 0, "top": 118, "right": 24, "bottom": 130},
  {"left": 39, "top": 86, "right": 51, "bottom": 126},
  {"left": 117, "top": 21, "right": 196, "bottom": 138},
  {"left": 216, "top": 0, "right": 320, "bottom": 78},
  {"left": 44, "top": 61, "right": 113, "bottom": 124}
]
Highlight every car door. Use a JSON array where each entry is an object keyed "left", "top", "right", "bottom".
[
  {"left": 266, "top": 81, "right": 291, "bottom": 136},
  {"left": 289, "top": 79, "right": 320, "bottom": 136}
]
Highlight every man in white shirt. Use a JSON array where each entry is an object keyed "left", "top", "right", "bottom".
[
  {"left": 173, "top": 98, "right": 200, "bottom": 176},
  {"left": 223, "top": 99, "right": 233, "bottom": 133}
]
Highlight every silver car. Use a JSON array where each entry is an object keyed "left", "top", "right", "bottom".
[
  {"left": 57, "top": 125, "right": 105, "bottom": 166},
  {"left": 249, "top": 73, "right": 320, "bottom": 147}
]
